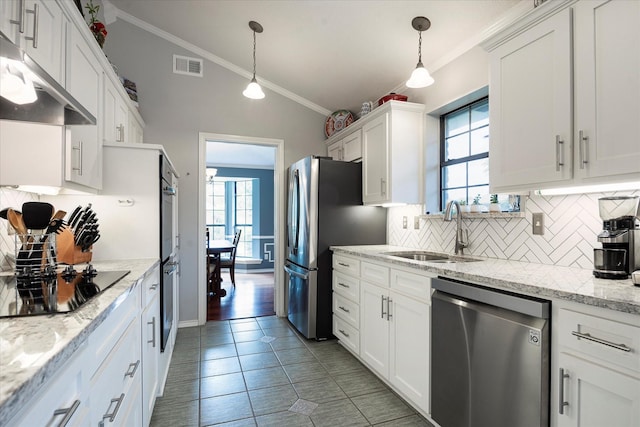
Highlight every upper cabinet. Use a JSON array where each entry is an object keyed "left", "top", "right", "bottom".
[
  {"left": 328, "top": 130, "right": 362, "bottom": 162},
  {"left": 483, "top": 0, "right": 640, "bottom": 193},
  {"left": 0, "top": 0, "right": 66, "bottom": 84}
]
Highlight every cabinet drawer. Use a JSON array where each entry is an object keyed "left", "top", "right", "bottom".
[
  {"left": 333, "top": 254, "right": 360, "bottom": 276},
  {"left": 333, "top": 292, "right": 359, "bottom": 328},
  {"left": 390, "top": 268, "right": 433, "bottom": 301},
  {"left": 361, "top": 261, "right": 389, "bottom": 287},
  {"left": 334, "top": 316, "right": 359, "bottom": 355},
  {"left": 90, "top": 284, "right": 139, "bottom": 367},
  {"left": 91, "top": 316, "right": 141, "bottom": 425},
  {"left": 141, "top": 265, "right": 160, "bottom": 308},
  {"left": 558, "top": 308, "right": 640, "bottom": 374},
  {"left": 333, "top": 271, "right": 359, "bottom": 302}
]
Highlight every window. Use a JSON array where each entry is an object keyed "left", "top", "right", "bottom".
[
  {"left": 440, "top": 97, "right": 489, "bottom": 210},
  {"left": 206, "top": 178, "right": 226, "bottom": 240},
  {"left": 233, "top": 180, "right": 253, "bottom": 257}
]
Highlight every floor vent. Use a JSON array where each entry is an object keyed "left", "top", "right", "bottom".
[{"left": 173, "top": 54, "right": 203, "bottom": 77}]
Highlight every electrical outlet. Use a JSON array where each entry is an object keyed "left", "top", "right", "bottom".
[
  {"left": 402, "top": 216, "right": 408, "bottom": 229},
  {"left": 414, "top": 216, "right": 420, "bottom": 229},
  {"left": 532, "top": 213, "right": 544, "bottom": 235}
]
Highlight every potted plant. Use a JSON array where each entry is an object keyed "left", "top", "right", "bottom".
[
  {"left": 459, "top": 199, "right": 470, "bottom": 213},
  {"left": 85, "top": 0, "right": 107, "bottom": 48},
  {"left": 470, "top": 194, "right": 482, "bottom": 212},
  {"left": 489, "top": 194, "right": 501, "bottom": 212}
]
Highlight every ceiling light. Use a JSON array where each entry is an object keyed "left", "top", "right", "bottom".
[
  {"left": 243, "top": 20, "right": 265, "bottom": 100},
  {"left": 406, "top": 16, "right": 434, "bottom": 89}
]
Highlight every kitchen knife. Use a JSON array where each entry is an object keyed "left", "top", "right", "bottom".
[{"left": 66, "top": 206, "right": 82, "bottom": 227}]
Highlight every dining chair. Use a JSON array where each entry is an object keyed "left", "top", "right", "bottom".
[
  {"left": 219, "top": 229, "right": 241, "bottom": 287},
  {"left": 206, "top": 229, "right": 219, "bottom": 295}
]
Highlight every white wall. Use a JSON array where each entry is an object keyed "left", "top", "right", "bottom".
[{"left": 103, "top": 19, "right": 326, "bottom": 324}]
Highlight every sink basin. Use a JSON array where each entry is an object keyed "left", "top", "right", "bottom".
[{"left": 382, "top": 251, "right": 482, "bottom": 263}]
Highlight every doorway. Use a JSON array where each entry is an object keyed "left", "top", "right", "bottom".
[{"left": 198, "top": 133, "right": 284, "bottom": 325}]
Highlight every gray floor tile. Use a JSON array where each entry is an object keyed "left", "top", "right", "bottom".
[
  {"left": 231, "top": 320, "right": 261, "bottom": 332},
  {"left": 239, "top": 351, "right": 280, "bottom": 371},
  {"left": 151, "top": 398, "right": 199, "bottom": 427},
  {"left": 243, "top": 366, "right": 290, "bottom": 390},
  {"left": 351, "top": 390, "right": 415, "bottom": 424},
  {"left": 177, "top": 326, "right": 201, "bottom": 338},
  {"left": 269, "top": 335, "right": 305, "bottom": 350},
  {"left": 200, "top": 392, "right": 253, "bottom": 426},
  {"left": 156, "top": 378, "right": 200, "bottom": 406},
  {"left": 202, "top": 332, "right": 235, "bottom": 346},
  {"left": 201, "top": 321, "right": 232, "bottom": 335},
  {"left": 233, "top": 330, "right": 266, "bottom": 343},
  {"left": 230, "top": 318, "right": 257, "bottom": 324},
  {"left": 248, "top": 383, "right": 299, "bottom": 416},
  {"left": 236, "top": 340, "right": 273, "bottom": 356},
  {"left": 166, "top": 360, "right": 200, "bottom": 383},
  {"left": 261, "top": 325, "right": 297, "bottom": 338},
  {"left": 292, "top": 376, "right": 346, "bottom": 403},
  {"left": 274, "top": 347, "right": 316, "bottom": 365},
  {"left": 201, "top": 356, "right": 241, "bottom": 377},
  {"left": 333, "top": 368, "right": 387, "bottom": 397},
  {"left": 255, "top": 315, "right": 284, "bottom": 327},
  {"left": 320, "top": 353, "right": 366, "bottom": 375},
  {"left": 201, "top": 343, "right": 237, "bottom": 360},
  {"left": 201, "top": 372, "right": 247, "bottom": 398},
  {"left": 204, "top": 418, "right": 256, "bottom": 427},
  {"left": 373, "top": 414, "right": 435, "bottom": 426},
  {"left": 282, "top": 361, "right": 329, "bottom": 383},
  {"left": 175, "top": 333, "right": 201, "bottom": 350},
  {"left": 255, "top": 411, "right": 314, "bottom": 427},
  {"left": 170, "top": 345, "right": 201, "bottom": 365},
  {"left": 309, "top": 398, "right": 370, "bottom": 427}
]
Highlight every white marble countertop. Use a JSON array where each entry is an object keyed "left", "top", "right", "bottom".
[
  {"left": 0, "top": 258, "right": 159, "bottom": 425},
  {"left": 331, "top": 245, "right": 640, "bottom": 316}
]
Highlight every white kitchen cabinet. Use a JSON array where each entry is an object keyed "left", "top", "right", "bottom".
[
  {"left": 128, "top": 109, "right": 145, "bottom": 144},
  {"left": 360, "top": 280, "right": 390, "bottom": 374},
  {"left": 552, "top": 301, "right": 640, "bottom": 427},
  {"left": 141, "top": 266, "right": 161, "bottom": 427},
  {"left": 484, "top": 0, "right": 640, "bottom": 193},
  {"left": 0, "top": 0, "right": 66, "bottom": 84},
  {"left": 332, "top": 254, "right": 361, "bottom": 354},
  {"left": 328, "top": 130, "right": 362, "bottom": 162},
  {"left": 362, "top": 102, "right": 424, "bottom": 205},
  {"left": 104, "top": 75, "right": 130, "bottom": 144}
]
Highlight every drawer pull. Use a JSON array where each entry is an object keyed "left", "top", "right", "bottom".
[
  {"left": 148, "top": 317, "right": 157, "bottom": 348},
  {"left": 558, "top": 368, "right": 569, "bottom": 415},
  {"left": 337, "top": 282, "right": 349, "bottom": 288},
  {"left": 124, "top": 360, "right": 140, "bottom": 378},
  {"left": 100, "top": 393, "right": 125, "bottom": 425},
  {"left": 338, "top": 262, "right": 350, "bottom": 268},
  {"left": 571, "top": 331, "right": 631, "bottom": 353},
  {"left": 339, "top": 306, "right": 350, "bottom": 313},
  {"left": 149, "top": 283, "right": 159, "bottom": 290},
  {"left": 53, "top": 399, "right": 80, "bottom": 427},
  {"left": 338, "top": 329, "right": 350, "bottom": 338}
]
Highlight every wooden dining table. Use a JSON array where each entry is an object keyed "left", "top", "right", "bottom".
[{"left": 207, "top": 239, "right": 234, "bottom": 297}]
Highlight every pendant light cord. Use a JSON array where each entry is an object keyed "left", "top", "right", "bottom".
[
  {"left": 252, "top": 30, "right": 257, "bottom": 78},
  {"left": 417, "top": 30, "right": 422, "bottom": 63}
]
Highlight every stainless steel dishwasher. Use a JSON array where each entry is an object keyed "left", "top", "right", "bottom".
[{"left": 431, "top": 276, "right": 550, "bottom": 427}]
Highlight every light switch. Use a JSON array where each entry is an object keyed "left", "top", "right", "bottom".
[
  {"left": 532, "top": 213, "right": 544, "bottom": 235},
  {"left": 414, "top": 217, "right": 420, "bottom": 229},
  {"left": 402, "top": 216, "right": 408, "bottom": 229}
]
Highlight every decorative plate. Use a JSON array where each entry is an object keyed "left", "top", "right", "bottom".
[{"left": 325, "top": 110, "right": 354, "bottom": 138}]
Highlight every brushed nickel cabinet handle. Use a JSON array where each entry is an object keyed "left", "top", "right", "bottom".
[
  {"left": 579, "top": 130, "right": 589, "bottom": 169},
  {"left": 337, "top": 282, "right": 349, "bottom": 288},
  {"left": 339, "top": 305, "right": 350, "bottom": 313},
  {"left": 25, "top": 3, "right": 38, "bottom": 48},
  {"left": 124, "top": 360, "right": 140, "bottom": 378},
  {"left": 148, "top": 317, "right": 156, "bottom": 347},
  {"left": 338, "top": 329, "right": 350, "bottom": 338},
  {"left": 559, "top": 368, "right": 569, "bottom": 415},
  {"left": 10, "top": 0, "right": 26, "bottom": 33},
  {"left": 571, "top": 331, "right": 631, "bottom": 352},
  {"left": 387, "top": 297, "right": 392, "bottom": 320},
  {"left": 381, "top": 295, "right": 387, "bottom": 318},
  {"left": 53, "top": 399, "right": 80, "bottom": 427},
  {"left": 100, "top": 393, "right": 125, "bottom": 425},
  {"left": 555, "top": 135, "right": 564, "bottom": 172}
]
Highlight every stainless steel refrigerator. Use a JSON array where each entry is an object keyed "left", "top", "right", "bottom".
[{"left": 285, "top": 156, "right": 387, "bottom": 339}]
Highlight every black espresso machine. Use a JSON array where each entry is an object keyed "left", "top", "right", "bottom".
[{"left": 593, "top": 196, "right": 640, "bottom": 279}]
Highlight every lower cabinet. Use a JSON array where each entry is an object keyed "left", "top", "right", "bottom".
[
  {"left": 141, "top": 267, "right": 161, "bottom": 427},
  {"left": 333, "top": 254, "right": 432, "bottom": 416}
]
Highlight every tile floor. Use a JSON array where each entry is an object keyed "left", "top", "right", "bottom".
[{"left": 150, "top": 316, "right": 434, "bottom": 427}]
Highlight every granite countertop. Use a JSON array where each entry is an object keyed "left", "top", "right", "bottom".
[
  {"left": 0, "top": 258, "right": 159, "bottom": 425},
  {"left": 331, "top": 245, "right": 640, "bottom": 316}
]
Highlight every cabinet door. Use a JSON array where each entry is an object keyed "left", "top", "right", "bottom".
[
  {"left": 67, "top": 25, "right": 100, "bottom": 117},
  {"left": 489, "top": 8, "right": 572, "bottom": 192},
  {"left": 327, "top": 140, "right": 342, "bottom": 161},
  {"left": 557, "top": 352, "right": 640, "bottom": 427},
  {"left": 389, "top": 291, "right": 430, "bottom": 413},
  {"left": 0, "top": 0, "right": 21, "bottom": 43},
  {"left": 128, "top": 110, "right": 144, "bottom": 144},
  {"left": 66, "top": 125, "right": 102, "bottom": 189},
  {"left": 574, "top": 0, "right": 640, "bottom": 181},
  {"left": 360, "top": 281, "right": 389, "bottom": 377},
  {"left": 104, "top": 77, "right": 129, "bottom": 144},
  {"left": 342, "top": 130, "right": 362, "bottom": 162},
  {"left": 23, "top": 0, "right": 65, "bottom": 84},
  {"left": 142, "top": 292, "right": 160, "bottom": 427},
  {"left": 362, "top": 113, "right": 389, "bottom": 204}
]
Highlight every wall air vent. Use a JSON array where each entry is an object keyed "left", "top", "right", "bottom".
[{"left": 173, "top": 55, "right": 203, "bottom": 77}]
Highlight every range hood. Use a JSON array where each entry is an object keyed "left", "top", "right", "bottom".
[{"left": 0, "top": 33, "right": 96, "bottom": 126}]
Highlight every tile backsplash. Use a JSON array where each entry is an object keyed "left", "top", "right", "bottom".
[
  {"left": 388, "top": 190, "right": 640, "bottom": 269},
  {"left": 0, "top": 188, "right": 38, "bottom": 271}
]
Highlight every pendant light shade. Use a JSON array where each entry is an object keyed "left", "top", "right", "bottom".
[
  {"left": 243, "top": 21, "right": 265, "bottom": 100},
  {"left": 406, "top": 16, "right": 434, "bottom": 89}
]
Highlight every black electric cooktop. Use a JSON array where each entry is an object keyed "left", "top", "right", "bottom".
[{"left": 0, "top": 265, "right": 129, "bottom": 319}]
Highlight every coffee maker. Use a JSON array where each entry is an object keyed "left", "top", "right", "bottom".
[{"left": 593, "top": 196, "right": 640, "bottom": 279}]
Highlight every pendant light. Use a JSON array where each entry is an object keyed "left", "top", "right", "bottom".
[
  {"left": 406, "top": 16, "right": 434, "bottom": 88},
  {"left": 243, "top": 20, "right": 265, "bottom": 99}
]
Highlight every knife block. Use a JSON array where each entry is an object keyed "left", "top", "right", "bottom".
[{"left": 57, "top": 228, "right": 92, "bottom": 265}]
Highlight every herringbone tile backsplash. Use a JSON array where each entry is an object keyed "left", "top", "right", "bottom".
[{"left": 388, "top": 190, "right": 640, "bottom": 269}]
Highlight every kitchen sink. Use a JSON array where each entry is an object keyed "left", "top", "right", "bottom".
[{"left": 382, "top": 251, "right": 482, "bottom": 263}]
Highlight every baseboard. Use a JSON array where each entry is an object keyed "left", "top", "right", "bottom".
[{"left": 178, "top": 319, "right": 200, "bottom": 328}]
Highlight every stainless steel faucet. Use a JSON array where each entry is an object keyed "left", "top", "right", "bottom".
[{"left": 444, "top": 200, "right": 469, "bottom": 255}]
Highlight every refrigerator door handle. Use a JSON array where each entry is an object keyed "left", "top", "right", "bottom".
[
  {"left": 284, "top": 264, "right": 309, "bottom": 280},
  {"left": 288, "top": 169, "right": 301, "bottom": 255}
]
